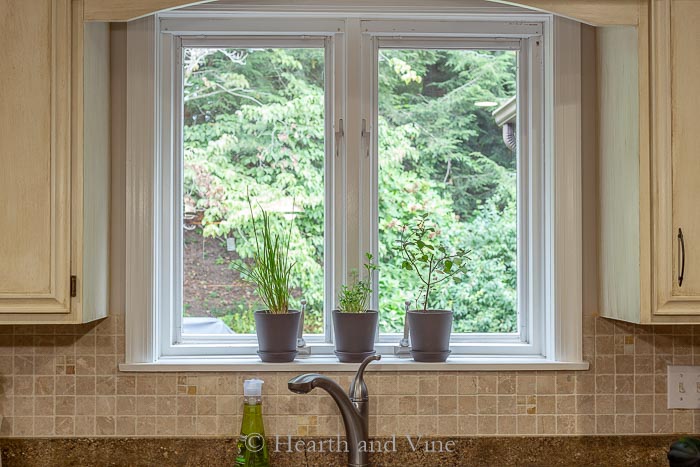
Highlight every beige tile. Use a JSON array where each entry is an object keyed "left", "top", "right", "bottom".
[
  {"left": 13, "top": 417, "right": 33, "bottom": 436},
  {"left": 517, "top": 415, "right": 537, "bottom": 434},
  {"left": 576, "top": 394, "right": 595, "bottom": 415},
  {"left": 418, "top": 376, "right": 437, "bottom": 395},
  {"left": 55, "top": 396, "right": 75, "bottom": 416},
  {"left": 497, "top": 415, "right": 517, "bottom": 434},
  {"left": 516, "top": 375, "right": 537, "bottom": 394},
  {"left": 136, "top": 416, "right": 156, "bottom": 436},
  {"left": 197, "top": 396, "right": 216, "bottom": 414},
  {"left": 96, "top": 396, "right": 116, "bottom": 416},
  {"left": 477, "top": 375, "right": 498, "bottom": 394},
  {"left": 136, "top": 396, "right": 157, "bottom": 416},
  {"left": 477, "top": 415, "right": 497, "bottom": 434},
  {"left": 537, "top": 415, "right": 556, "bottom": 434},
  {"left": 437, "top": 415, "right": 459, "bottom": 435},
  {"left": 596, "top": 414, "right": 615, "bottom": 434},
  {"left": 457, "top": 396, "right": 476, "bottom": 415},
  {"left": 477, "top": 395, "right": 497, "bottom": 415},
  {"left": 76, "top": 396, "right": 96, "bottom": 416},
  {"left": 34, "top": 416, "right": 54, "bottom": 436},
  {"left": 417, "top": 396, "right": 437, "bottom": 415},
  {"left": 615, "top": 414, "right": 635, "bottom": 434},
  {"left": 76, "top": 376, "right": 96, "bottom": 395},
  {"left": 536, "top": 375, "right": 556, "bottom": 394},
  {"left": 116, "top": 376, "right": 136, "bottom": 395},
  {"left": 438, "top": 375, "right": 457, "bottom": 395},
  {"left": 458, "top": 415, "right": 478, "bottom": 435},
  {"left": 497, "top": 375, "right": 516, "bottom": 394},
  {"left": 397, "top": 395, "right": 417, "bottom": 415},
  {"left": 537, "top": 395, "right": 555, "bottom": 414},
  {"left": 156, "top": 416, "right": 178, "bottom": 436},
  {"left": 216, "top": 395, "right": 237, "bottom": 415},
  {"left": 196, "top": 416, "right": 218, "bottom": 435},
  {"left": 74, "top": 416, "right": 95, "bottom": 436},
  {"left": 157, "top": 396, "right": 177, "bottom": 415},
  {"left": 497, "top": 395, "right": 516, "bottom": 415},
  {"left": 556, "top": 395, "right": 576, "bottom": 414},
  {"left": 635, "top": 414, "right": 654, "bottom": 433},
  {"left": 437, "top": 396, "right": 457, "bottom": 415},
  {"left": 557, "top": 414, "right": 576, "bottom": 434},
  {"left": 457, "top": 375, "right": 477, "bottom": 394},
  {"left": 55, "top": 416, "right": 74, "bottom": 436},
  {"left": 14, "top": 376, "right": 33, "bottom": 395},
  {"left": 96, "top": 416, "right": 115, "bottom": 435},
  {"left": 177, "top": 416, "right": 197, "bottom": 435},
  {"left": 34, "top": 396, "right": 54, "bottom": 416}
]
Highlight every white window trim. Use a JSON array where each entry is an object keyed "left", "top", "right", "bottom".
[
  {"left": 123, "top": 9, "right": 586, "bottom": 371},
  {"left": 361, "top": 24, "right": 542, "bottom": 357}
]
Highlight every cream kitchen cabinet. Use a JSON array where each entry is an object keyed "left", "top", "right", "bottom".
[
  {"left": 0, "top": 0, "right": 109, "bottom": 323},
  {"left": 599, "top": 0, "right": 700, "bottom": 324}
]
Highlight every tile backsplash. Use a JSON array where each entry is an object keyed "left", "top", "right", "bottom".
[{"left": 0, "top": 311, "right": 698, "bottom": 438}]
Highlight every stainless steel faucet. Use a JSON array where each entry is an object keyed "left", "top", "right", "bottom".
[{"left": 288, "top": 355, "right": 381, "bottom": 467}]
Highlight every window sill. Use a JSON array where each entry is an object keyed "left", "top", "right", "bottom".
[{"left": 119, "top": 356, "right": 589, "bottom": 372}]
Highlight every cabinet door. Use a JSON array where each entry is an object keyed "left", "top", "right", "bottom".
[
  {"left": 653, "top": 0, "right": 700, "bottom": 315},
  {"left": 0, "top": 0, "right": 72, "bottom": 314}
]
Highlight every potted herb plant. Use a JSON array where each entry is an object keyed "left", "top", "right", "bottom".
[
  {"left": 232, "top": 197, "right": 300, "bottom": 363},
  {"left": 333, "top": 253, "right": 379, "bottom": 363},
  {"left": 396, "top": 215, "right": 470, "bottom": 362}
]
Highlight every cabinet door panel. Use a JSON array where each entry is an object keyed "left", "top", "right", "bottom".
[
  {"left": 671, "top": 0, "right": 700, "bottom": 296},
  {"left": 0, "top": 0, "right": 71, "bottom": 312}
]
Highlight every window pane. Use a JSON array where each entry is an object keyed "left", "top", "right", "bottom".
[
  {"left": 181, "top": 47, "right": 326, "bottom": 336},
  {"left": 377, "top": 48, "right": 518, "bottom": 333}
]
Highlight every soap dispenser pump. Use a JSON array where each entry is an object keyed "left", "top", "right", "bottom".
[{"left": 235, "top": 378, "right": 269, "bottom": 467}]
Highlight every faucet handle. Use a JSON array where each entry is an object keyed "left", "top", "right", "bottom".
[{"left": 349, "top": 354, "right": 380, "bottom": 402}]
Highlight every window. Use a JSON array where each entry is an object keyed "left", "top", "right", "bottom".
[
  {"left": 124, "top": 8, "right": 585, "bottom": 369},
  {"left": 179, "top": 42, "right": 329, "bottom": 340}
]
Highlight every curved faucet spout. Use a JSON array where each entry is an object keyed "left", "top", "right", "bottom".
[{"left": 288, "top": 355, "right": 380, "bottom": 467}]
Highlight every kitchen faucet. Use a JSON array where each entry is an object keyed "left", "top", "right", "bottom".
[{"left": 288, "top": 354, "right": 381, "bottom": 467}]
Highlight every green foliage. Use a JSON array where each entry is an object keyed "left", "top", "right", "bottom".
[
  {"left": 182, "top": 46, "right": 518, "bottom": 335},
  {"left": 338, "top": 253, "right": 378, "bottom": 313},
  {"left": 395, "top": 216, "right": 471, "bottom": 311},
  {"left": 230, "top": 196, "right": 294, "bottom": 315}
]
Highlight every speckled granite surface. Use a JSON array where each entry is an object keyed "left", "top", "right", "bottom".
[{"left": 0, "top": 436, "right": 681, "bottom": 466}]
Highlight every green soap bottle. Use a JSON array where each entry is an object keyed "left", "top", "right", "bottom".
[{"left": 234, "top": 378, "right": 269, "bottom": 467}]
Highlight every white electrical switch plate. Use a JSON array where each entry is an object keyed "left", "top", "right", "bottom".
[{"left": 668, "top": 365, "right": 700, "bottom": 409}]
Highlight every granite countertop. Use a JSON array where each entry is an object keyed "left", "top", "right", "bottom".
[{"left": 0, "top": 435, "right": 679, "bottom": 466}]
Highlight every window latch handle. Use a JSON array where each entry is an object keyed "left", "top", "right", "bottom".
[
  {"left": 361, "top": 119, "right": 371, "bottom": 158},
  {"left": 335, "top": 119, "right": 344, "bottom": 158}
]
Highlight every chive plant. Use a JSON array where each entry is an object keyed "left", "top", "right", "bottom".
[{"left": 232, "top": 196, "right": 295, "bottom": 314}]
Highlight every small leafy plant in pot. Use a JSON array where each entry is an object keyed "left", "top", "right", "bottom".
[
  {"left": 232, "top": 197, "right": 300, "bottom": 363},
  {"left": 333, "top": 253, "right": 379, "bottom": 363},
  {"left": 396, "top": 215, "right": 470, "bottom": 362}
]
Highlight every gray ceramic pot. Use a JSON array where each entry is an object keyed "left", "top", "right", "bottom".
[
  {"left": 407, "top": 309, "right": 453, "bottom": 362},
  {"left": 254, "top": 310, "right": 300, "bottom": 363},
  {"left": 332, "top": 310, "right": 378, "bottom": 363}
]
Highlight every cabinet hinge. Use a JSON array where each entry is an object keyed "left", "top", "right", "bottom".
[{"left": 70, "top": 276, "right": 77, "bottom": 298}]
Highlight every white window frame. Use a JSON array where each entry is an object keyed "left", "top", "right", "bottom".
[
  {"left": 122, "top": 8, "right": 586, "bottom": 371},
  {"left": 160, "top": 29, "right": 341, "bottom": 357},
  {"left": 360, "top": 23, "right": 543, "bottom": 358}
]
